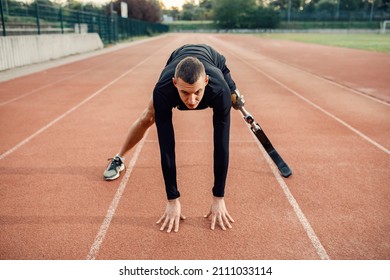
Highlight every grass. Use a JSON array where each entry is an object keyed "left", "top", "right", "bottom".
[
  {"left": 278, "top": 20, "right": 380, "bottom": 30},
  {"left": 164, "top": 20, "right": 390, "bottom": 52},
  {"left": 257, "top": 33, "right": 390, "bottom": 53}
]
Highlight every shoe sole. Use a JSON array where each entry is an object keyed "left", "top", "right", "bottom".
[{"left": 103, "top": 164, "right": 125, "bottom": 181}]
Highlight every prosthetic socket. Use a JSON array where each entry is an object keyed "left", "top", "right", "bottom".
[{"left": 231, "top": 90, "right": 261, "bottom": 132}]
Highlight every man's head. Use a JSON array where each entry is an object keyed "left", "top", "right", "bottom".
[{"left": 173, "top": 57, "right": 209, "bottom": 109}]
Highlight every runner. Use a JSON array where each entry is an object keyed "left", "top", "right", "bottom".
[{"left": 104, "top": 44, "right": 238, "bottom": 233}]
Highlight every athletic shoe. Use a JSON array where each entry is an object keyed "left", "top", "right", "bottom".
[{"left": 103, "top": 155, "right": 125, "bottom": 180}]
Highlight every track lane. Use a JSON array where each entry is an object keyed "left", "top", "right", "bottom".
[
  {"left": 209, "top": 35, "right": 390, "bottom": 152},
  {"left": 207, "top": 34, "right": 390, "bottom": 259},
  {"left": 95, "top": 109, "right": 321, "bottom": 259},
  {"left": 0, "top": 35, "right": 187, "bottom": 259},
  {"left": 224, "top": 34, "right": 390, "bottom": 103},
  {"left": 93, "top": 34, "right": 324, "bottom": 260},
  {"left": 0, "top": 33, "right": 388, "bottom": 260},
  {"left": 0, "top": 36, "right": 177, "bottom": 157}
]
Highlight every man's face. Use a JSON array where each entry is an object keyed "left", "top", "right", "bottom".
[{"left": 173, "top": 75, "right": 209, "bottom": 109}]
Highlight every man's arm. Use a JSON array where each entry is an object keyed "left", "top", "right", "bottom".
[
  {"left": 154, "top": 89, "right": 187, "bottom": 233},
  {"left": 205, "top": 96, "right": 234, "bottom": 230},
  {"left": 211, "top": 89, "right": 231, "bottom": 198},
  {"left": 153, "top": 91, "right": 180, "bottom": 200}
]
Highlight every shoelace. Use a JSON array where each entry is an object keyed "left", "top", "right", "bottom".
[{"left": 107, "top": 157, "right": 121, "bottom": 170}]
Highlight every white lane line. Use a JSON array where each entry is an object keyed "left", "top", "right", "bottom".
[
  {"left": 249, "top": 128, "right": 331, "bottom": 260},
  {"left": 206, "top": 37, "right": 330, "bottom": 259},
  {"left": 0, "top": 58, "right": 120, "bottom": 107},
  {"left": 260, "top": 55, "right": 389, "bottom": 107},
  {"left": 228, "top": 50, "right": 390, "bottom": 155},
  {"left": 0, "top": 56, "right": 153, "bottom": 160},
  {"left": 0, "top": 36, "right": 169, "bottom": 106},
  {"left": 85, "top": 36, "right": 189, "bottom": 260},
  {"left": 86, "top": 131, "right": 149, "bottom": 260}
]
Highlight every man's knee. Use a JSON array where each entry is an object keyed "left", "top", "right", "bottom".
[
  {"left": 138, "top": 96, "right": 155, "bottom": 127},
  {"left": 139, "top": 108, "right": 155, "bottom": 127}
]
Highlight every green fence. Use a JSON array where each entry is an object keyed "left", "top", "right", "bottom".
[
  {"left": 280, "top": 10, "right": 389, "bottom": 22},
  {"left": 0, "top": 1, "right": 168, "bottom": 44}
]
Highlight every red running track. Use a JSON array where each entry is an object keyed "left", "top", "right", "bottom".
[{"left": 0, "top": 33, "right": 389, "bottom": 260}]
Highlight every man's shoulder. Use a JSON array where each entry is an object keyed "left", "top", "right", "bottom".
[
  {"left": 170, "top": 44, "right": 217, "bottom": 64},
  {"left": 177, "top": 44, "right": 213, "bottom": 52}
]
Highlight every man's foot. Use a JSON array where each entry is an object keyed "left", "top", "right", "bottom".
[{"left": 103, "top": 155, "right": 125, "bottom": 180}]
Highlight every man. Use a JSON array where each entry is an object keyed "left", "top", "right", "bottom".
[{"left": 104, "top": 44, "right": 238, "bottom": 233}]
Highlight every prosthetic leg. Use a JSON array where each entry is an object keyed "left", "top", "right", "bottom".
[{"left": 231, "top": 90, "right": 292, "bottom": 178}]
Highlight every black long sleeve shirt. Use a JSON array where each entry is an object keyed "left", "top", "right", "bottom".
[{"left": 153, "top": 44, "right": 237, "bottom": 200}]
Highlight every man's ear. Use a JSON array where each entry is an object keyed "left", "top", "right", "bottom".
[
  {"left": 205, "top": 75, "right": 209, "bottom": 84},
  {"left": 172, "top": 77, "right": 177, "bottom": 87}
]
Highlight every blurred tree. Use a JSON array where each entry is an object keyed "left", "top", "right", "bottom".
[
  {"left": 199, "top": 0, "right": 213, "bottom": 19},
  {"left": 64, "top": 0, "right": 83, "bottom": 10},
  {"left": 112, "top": 0, "right": 162, "bottom": 22},
  {"left": 269, "top": 0, "right": 302, "bottom": 11},
  {"left": 163, "top": 6, "right": 180, "bottom": 20},
  {"left": 200, "top": 0, "right": 213, "bottom": 9},
  {"left": 212, "top": 0, "right": 257, "bottom": 28},
  {"left": 178, "top": 0, "right": 211, "bottom": 20},
  {"left": 32, "top": 0, "right": 59, "bottom": 19},
  {"left": 339, "top": 0, "right": 364, "bottom": 10},
  {"left": 316, "top": 0, "right": 336, "bottom": 13},
  {"left": 378, "top": 0, "right": 389, "bottom": 12},
  {"left": 212, "top": 0, "right": 280, "bottom": 28},
  {"left": 181, "top": 0, "right": 196, "bottom": 20},
  {"left": 64, "top": 0, "right": 102, "bottom": 13},
  {"left": 241, "top": 5, "right": 280, "bottom": 28},
  {"left": 5, "top": 0, "right": 27, "bottom": 15}
]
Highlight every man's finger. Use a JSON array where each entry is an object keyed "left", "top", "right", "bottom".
[
  {"left": 160, "top": 216, "right": 169, "bottom": 231},
  {"left": 204, "top": 211, "right": 211, "bottom": 219},
  {"left": 174, "top": 216, "right": 180, "bottom": 232},
  {"left": 156, "top": 214, "right": 165, "bottom": 224},
  {"left": 211, "top": 213, "right": 217, "bottom": 230},
  {"left": 218, "top": 214, "right": 226, "bottom": 230},
  {"left": 222, "top": 215, "right": 232, "bottom": 229},
  {"left": 226, "top": 212, "right": 235, "bottom": 223},
  {"left": 167, "top": 218, "right": 174, "bottom": 233}
]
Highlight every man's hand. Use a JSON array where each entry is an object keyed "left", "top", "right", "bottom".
[
  {"left": 204, "top": 197, "right": 234, "bottom": 230},
  {"left": 231, "top": 90, "right": 245, "bottom": 110},
  {"left": 156, "top": 198, "right": 186, "bottom": 233}
]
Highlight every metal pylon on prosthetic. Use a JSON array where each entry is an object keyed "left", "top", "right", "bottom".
[{"left": 231, "top": 90, "right": 292, "bottom": 178}]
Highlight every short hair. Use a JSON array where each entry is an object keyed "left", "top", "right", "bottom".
[{"left": 174, "top": 57, "right": 206, "bottom": 84}]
